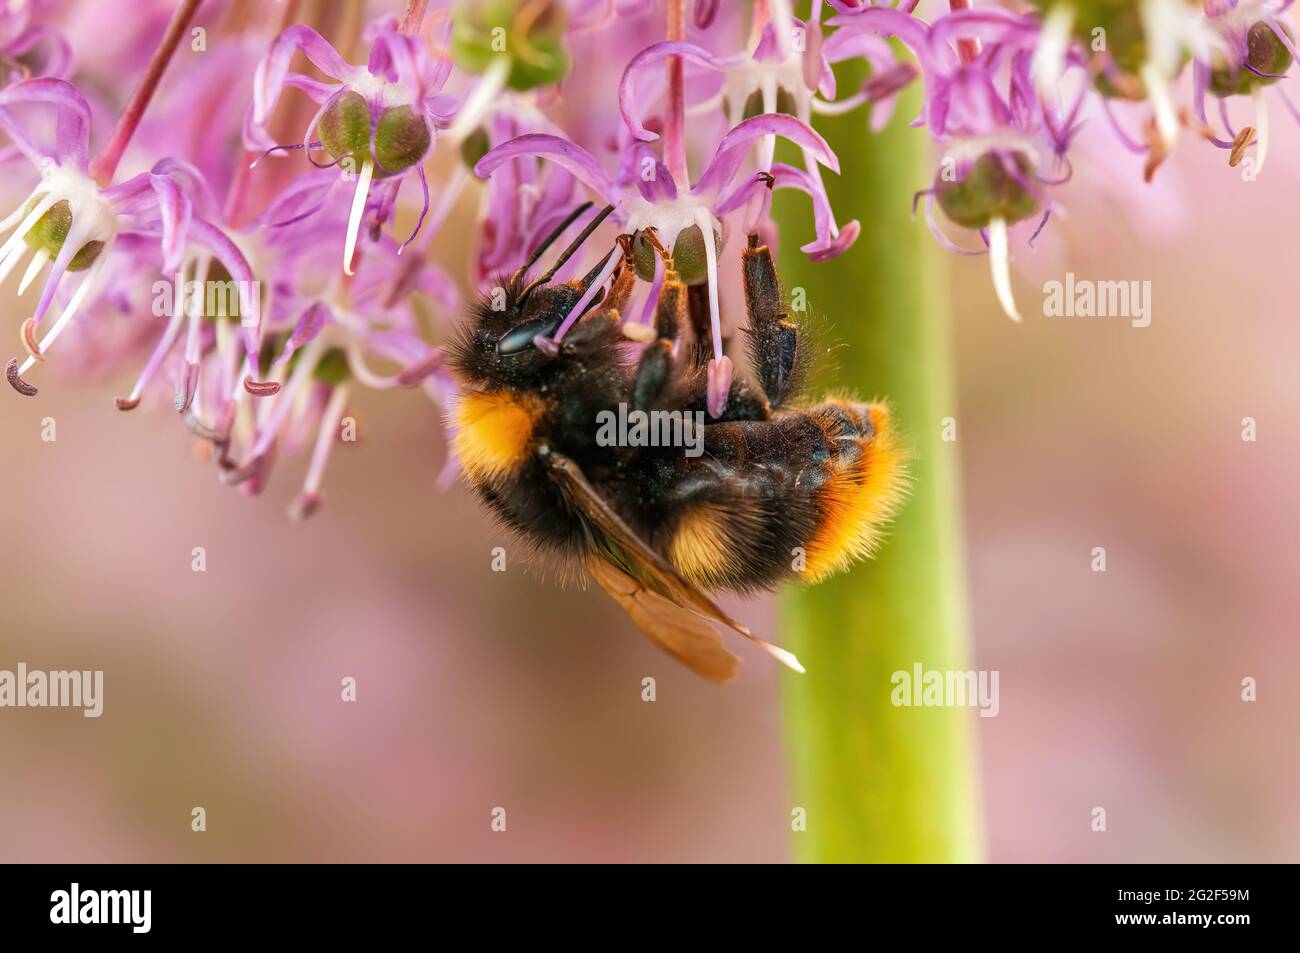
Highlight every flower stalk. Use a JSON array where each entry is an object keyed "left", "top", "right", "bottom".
[
  {"left": 87, "top": 0, "right": 203, "bottom": 186},
  {"left": 776, "top": 62, "right": 982, "bottom": 863}
]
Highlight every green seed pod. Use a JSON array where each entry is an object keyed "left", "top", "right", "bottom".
[
  {"left": 199, "top": 260, "right": 243, "bottom": 323},
  {"left": 631, "top": 225, "right": 721, "bottom": 287},
  {"left": 1031, "top": 0, "right": 1189, "bottom": 100},
  {"left": 374, "top": 105, "right": 432, "bottom": 176},
  {"left": 259, "top": 336, "right": 350, "bottom": 385},
  {"left": 741, "top": 87, "right": 801, "bottom": 120},
  {"left": 451, "top": 0, "right": 570, "bottom": 93},
  {"left": 320, "top": 91, "right": 431, "bottom": 179},
  {"left": 936, "top": 153, "right": 1040, "bottom": 230},
  {"left": 22, "top": 199, "right": 104, "bottom": 272},
  {"left": 1209, "top": 22, "right": 1293, "bottom": 97},
  {"left": 318, "top": 91, "right": 372, "bottom": 165}
]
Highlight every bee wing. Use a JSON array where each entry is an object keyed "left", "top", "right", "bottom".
[
  {"left": 586, "top": 556, "right": 741, "bottom": 683},
  {"left": 544, "top": 448, "right": 804, "bottom": 675}
]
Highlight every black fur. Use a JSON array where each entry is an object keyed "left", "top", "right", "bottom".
[{"left": 448, "top": 245, "right": 869, "bottom": 594}]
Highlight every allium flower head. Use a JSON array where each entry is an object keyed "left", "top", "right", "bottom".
[
  {"left": 1194, "top": 0, "right": 1299, "bottom": 174},
  {"left": 246, "top": 16, "right": 453, "bottom": 273},
  {"left": 834, "top": 5, "right": 1077, "bottom": 320},
  {"left": 0, "top": 77, "right": 259, "bottom": 397},
  {"left": 617, "top": 1, "right": 890, "bottom": 263}
]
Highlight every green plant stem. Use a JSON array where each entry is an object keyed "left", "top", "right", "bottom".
[{"left": 774, "top": 69, "right": 982, "bottom": 863}]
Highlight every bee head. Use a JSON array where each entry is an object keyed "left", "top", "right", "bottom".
[{"left": 448, "top": 278, "right": 591, "bottom": 389}]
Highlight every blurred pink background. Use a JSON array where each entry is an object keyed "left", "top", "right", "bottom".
[{"left": 1, "top": 2, "right": 1298, "bottom": 864}]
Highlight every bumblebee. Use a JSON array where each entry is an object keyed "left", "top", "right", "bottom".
[{"left": 449, "top": 205, "right": 906, "bottom": 682}]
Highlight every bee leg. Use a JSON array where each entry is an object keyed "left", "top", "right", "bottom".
[
  {"left": 593, "top": 234, "right": 638, "bottom": 318},
  {"left": 632, "top": 266, "right": 687, "bottom": 411},
  {"left": 742, "top": 235, "right": 800, "bottom": 409}
]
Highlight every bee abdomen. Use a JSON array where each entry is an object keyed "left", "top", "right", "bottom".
[{"left": 656, "top": 399, "right": 906, "bottom": 592}]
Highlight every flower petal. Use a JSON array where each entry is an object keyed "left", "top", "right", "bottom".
[
  {"left": 693, "top": 114, "right": 838, "bottom": 200},
  {"left": 475, "top": 134, "right": 620, "bottom": 207},
  {"left": 619, "top": 41, "right": 729, "bottom": 142}
]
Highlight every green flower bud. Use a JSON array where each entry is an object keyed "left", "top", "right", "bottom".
[
  {"left": 319, "top": 91, "right": 431, "bottom": 179},
  {"left": 198, "top": 260, "right": 246, "bottom": 324},
  {"left": 1032, "top": 0, "right": 1190, "bottom": 100},
  {"left": 259, "top": 336, "right": 350, "bottom": 385},
  {"left": 632, "top": 225, "right": 721, "bottom": 287},
  {"left": 741, "top": 87, "right": 800, "bottom": 120},
  {"left": 1209, "top": 22, "right": 1293, "bottom": 97},
  {"left": 374, "top": 105, "right": 432, "bottom": 175},
  {"left": 22, "top": 199, "right": 104, "bottom": 272},
  {"left": 319, "top": 91, "right": 372, "bottom": 164},
  {"left": 451, "top": 0, "right": 570, "bottom": 92},
  {"left": 936, "top": 153, "right": 1040, "bottom": 230},
  {"left": 312, "top": 347, "right": 351, "bottom": 385}
]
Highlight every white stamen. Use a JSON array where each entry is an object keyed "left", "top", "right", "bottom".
[
  {"left": 1140, "top": 61, "right": 1179, "bottom": 150},
  {"left": 812, "top": 91, "right": 870, "bottom": 116},
  {"left": 303, "top": 384, "right": 350, "bottom": 496},
  {"left": 248, "top": 340, "right": 326, "bottom": 459},
  {"left": 343, "top": 159, "right": 374, "bottom": 275},
  {"left": 183, "top": 265, "right": 203, "bottom": 364},
  {"left": 769, "top": 0, "right": 795, "bottom": 61},
  {"left": 126, "top": 308, "right": 186, "bottom": 403},
  {"left": 695, "top": 208, "right": 723, "bottom": 359},
  {"left": 1253, "top": 88, "right": 1269, "bottom": 177},
  {"left": 987, "top": 218, "right": 1022, "bottom": 323},
  {"left": 758, "top": 77, "right": 778, "bottom": 172},
  {"left": 447, "top": 56, "right": 510, "bottom": 141},
  {"left": 0, "top": 192, "right": 58, "bottom": 276},
  {"left": 18, "top": 254, "right": 109, "bottom": 374},
  {"left": 1031, "top": 4, "right": 1074, "bottom": 100},
  {"left": 16, "top": 247, "right": 49, "bottom": 295},
  {"left": 0, "top": 241, "right": 31, "bottom": 287},
  {"left": 0, "top": 187, "right": 42, "bottom": 233}
]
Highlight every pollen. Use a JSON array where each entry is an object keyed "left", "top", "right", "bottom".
[
  {"left": 453, "top": 390, "right": 544, "bottom": 481},
  {"left": 668, "top": 504, "right": 733, "bottom": 589},
  {"left": 803, "top": 402, "right": 908, "bottom": 583}
]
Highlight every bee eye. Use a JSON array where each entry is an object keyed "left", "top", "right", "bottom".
[{"left": 497, "top": 315, "right": 562, "bottom": 356}]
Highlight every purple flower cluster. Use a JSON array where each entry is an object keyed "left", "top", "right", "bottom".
[
  {"left": 831, "top": 0, "right": 1299, "bottom": 318},
  {"left": 0, "top": 0, "right": 1292, "bottom": 515}
]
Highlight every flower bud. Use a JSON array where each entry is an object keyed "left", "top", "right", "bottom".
[
  {"left": 632, "top": 225, "right": 720, "bottom": 287},
  {"left": 319, "top": 91, "right": 431, "bottom": 178},
  {"left": 23, "top": 199, "right": 104, "bottom": 271},
  {"left": 451, "top": 0, "right": 570, "bottom": 92},
  {"left": 936, "top": 153, "right": 1040, "bottom": 230},
  {"left": 1209, "top": 22, "right": 1293, "bottom": 97},
  {"left": 741, "top": 87, "right": 800, "bottom": 120}
]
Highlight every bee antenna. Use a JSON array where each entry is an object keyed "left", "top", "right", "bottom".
[
  {"left": 514, "top": 201, "right": 594, "bottom": 283},
  {"left": 519, "top": 203, "right": 616, "bottom": 307}
]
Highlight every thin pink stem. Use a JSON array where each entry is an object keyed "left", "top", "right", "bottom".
[
  {"left": 948, "top": 0, "right": 981, "bottom": 64},
  {"left": 399, "top": 0, "right": 430, "bottom": 36},
  {"left": 664, "top": 0, "right": 690, "bottom": 187},
  {"left": 224, "top": 0, "right": 304, "bottom": 228},
  {"left": 88, "top": 0, "right": 203, "bottom": 186}
]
